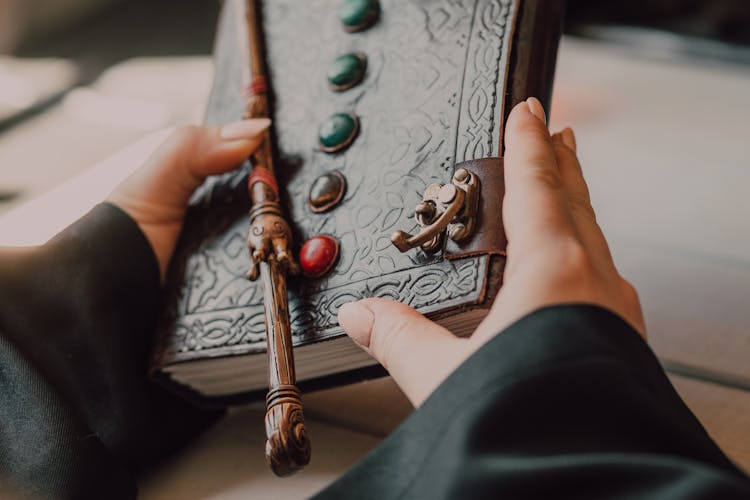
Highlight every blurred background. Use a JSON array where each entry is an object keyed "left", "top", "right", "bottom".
[
  {"left": 0, "top": 1, "right": 748, "bottom": 498},
  {"left": 1, "top": 0, "right": 749, "bottom": 217}
]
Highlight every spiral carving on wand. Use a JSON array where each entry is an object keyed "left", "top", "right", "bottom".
[{"left": 265, "top": 400, "right": 311, "bottom": 476}]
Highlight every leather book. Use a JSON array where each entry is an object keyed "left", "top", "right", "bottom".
[{"left": 151, "top": 0, "right": 563, "bottom": 407}]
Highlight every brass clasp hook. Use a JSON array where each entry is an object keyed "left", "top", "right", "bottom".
[{"left": 391, "top": 168, "right": 480, "bottom": 254}]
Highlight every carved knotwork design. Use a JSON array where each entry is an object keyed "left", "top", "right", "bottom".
[{"left": 168, "top": 256, "right": 487, "bottom": 359}]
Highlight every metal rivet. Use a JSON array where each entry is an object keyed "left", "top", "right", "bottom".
[
  {"left": 454, "top": 168, "right": 470, "bottom": 183},
  {"left": 438, "top": 184, "right": 458, "bottom": 204}
]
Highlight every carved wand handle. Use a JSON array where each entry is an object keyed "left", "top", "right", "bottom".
[{"left": 243, "top": 0, "right": 311, "bottom": 477}]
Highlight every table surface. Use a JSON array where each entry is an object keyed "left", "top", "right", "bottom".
[{"left": 0, "top": 35, "right": 748, "bottom": 498}]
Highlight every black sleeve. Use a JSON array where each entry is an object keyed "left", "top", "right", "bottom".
[
  {"left": 0, "top": 203, "right": 221, "bottom": 500},
  {"left": 317, "top": 305, "right": 750, "bottom": 499}
]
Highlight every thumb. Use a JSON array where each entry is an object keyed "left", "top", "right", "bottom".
[{"left": 338, "top": 298, "right": 470, "bottom": 407}]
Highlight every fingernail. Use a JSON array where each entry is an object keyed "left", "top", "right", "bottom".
[
  {"left": 220, "top": 118, "right": 271, "bottom": 141},
  {"left": 526, "top": 97, "right": 546, "bottom": 124},
  {"left": 561, "top": 127, "right": 577, "bottom": 152},
  {"left": 338, "top": 301, "right": 375, "bottom": 348}
]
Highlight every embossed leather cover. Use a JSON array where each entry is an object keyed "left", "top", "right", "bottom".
[{"left": 152, "top": 0, "right": 562, "bottom": 404}]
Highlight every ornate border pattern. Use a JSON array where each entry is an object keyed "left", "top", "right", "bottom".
[{"left": 158, "top": 0, "right": 514, "bottom": 365}]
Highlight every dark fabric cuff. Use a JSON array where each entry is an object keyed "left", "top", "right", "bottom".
[
  {"left": 46, "top": 201, "right": 163, "bottom": 312},
  {"left": 0, "top": 203, "right": 221, "bottom": 496},
  {"left": 419, "top": 304, "right": 734, "bottom": 470},
  {"left": 423, "top": 305, "right": 663, "bottom": 413},
  {"left": 319, "top": 305, "right": 745, "bottom": 499}
]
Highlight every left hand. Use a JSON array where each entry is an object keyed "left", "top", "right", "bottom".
[{"left": 107, "top": 119, "right": 270, "bottom": 281}]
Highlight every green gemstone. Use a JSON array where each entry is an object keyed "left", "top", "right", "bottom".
[
  {"left": 338, "top": 0, "right": 379, "bottom": 32},
  {"left": 328, "top": 53, "right": 367, "bottom": 90},
  {"left": 319, "top": 113, "right": 359, "bottom": 152}
]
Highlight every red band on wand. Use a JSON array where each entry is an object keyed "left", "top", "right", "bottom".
[
  {"left": 244, "top": 76, "right": 268, "bottom": 98},
  {"left": 248, "top": 167, "right": 279, "bottom": 197}
]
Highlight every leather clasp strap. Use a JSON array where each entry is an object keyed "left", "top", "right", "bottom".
[{"left": 445, "top": 157, "right": 507, "bottom": 260}]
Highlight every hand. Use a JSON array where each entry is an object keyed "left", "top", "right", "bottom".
[
  {"left": 338, "top": 98, "right": 645, "bottom": 407},
  {"left": 107, "top": 119, "right": 271, "bottom": 281}
]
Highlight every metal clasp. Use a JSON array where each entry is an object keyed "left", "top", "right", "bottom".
[{"left": 391, "top": 168, "right": 480, "bottom": 253}]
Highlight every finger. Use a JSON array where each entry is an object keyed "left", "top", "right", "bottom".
[
  {"left": 551, "top": 129, "right": 616, "bottom": 273},
  {"left": 551, "top": 129, "right": 589, "bottom": 213},
  {"left": 187, "top": 118, "right": 272, "bottom": 178},
  {"left": 503, "top": 99, "right": 577, "bottom": 255},
  {"left": 338, "top": 298, "right": 469, "bottom": 407}
]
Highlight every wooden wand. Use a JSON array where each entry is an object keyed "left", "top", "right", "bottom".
[{"left": 241, "top": 0, "right": 311, "bottom": 476}]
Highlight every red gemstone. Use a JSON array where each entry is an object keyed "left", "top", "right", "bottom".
[{"left": 299, "top": 235, "right": 339, "bottom": 278}]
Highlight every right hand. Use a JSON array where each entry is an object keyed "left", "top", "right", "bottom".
[{"left": 338, "top": 98, "right": 645, "bottom": 407}]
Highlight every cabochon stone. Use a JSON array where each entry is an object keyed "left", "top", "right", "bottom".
[
  {"left": 339, "top": 0, "right": 380, "bottom": 32},
  {"left": 309, "top": 171, "right": 347, "bottom": 213},
  {"left": 328, "top": 53, "right": 367, "bottom": 91},
  {"left": 319, "top": 113, "right": 359, "bottom": 153},
  {"left": 299, "top": 235, "right": 340, "bottom": 278}
]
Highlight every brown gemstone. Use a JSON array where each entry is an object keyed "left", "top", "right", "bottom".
[
  {"left": 308, "top": 171, "right": 347, "bottom": 213},
  {"left": 299, "top": 235, "right": 340, "bottom": 278}
]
